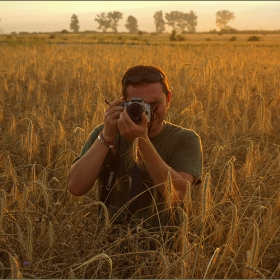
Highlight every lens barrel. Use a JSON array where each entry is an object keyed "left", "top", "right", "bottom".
[{"left": 126, "top": 103, "right": 143, "bottom": 123}]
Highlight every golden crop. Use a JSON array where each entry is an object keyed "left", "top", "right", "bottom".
[{"left": 0, "top": 40, "right": 279, "bottom": 278}]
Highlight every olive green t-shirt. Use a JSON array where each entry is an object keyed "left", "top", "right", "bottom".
[{"left": 73, "top": 121, "right": 203, "bottom": 232}]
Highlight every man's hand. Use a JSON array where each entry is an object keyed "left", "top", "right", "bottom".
[
  {"left": 118, "top": 109, "right": 149, "bottom": 142},
  {"left": 103, "top": 99, "right": 124, "bottom": 141}
]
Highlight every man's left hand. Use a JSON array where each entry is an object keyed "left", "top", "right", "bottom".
[{"left": 118, "top": 109, "right": 148, "bottom": 142}]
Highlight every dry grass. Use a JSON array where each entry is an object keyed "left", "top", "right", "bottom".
[{"left": 0, "top": 40, "right": 279, "bottom": 278}]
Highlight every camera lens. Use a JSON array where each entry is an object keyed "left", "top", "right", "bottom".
[{"left": 127, "top": 103, "right": 143, "bottom": 123}]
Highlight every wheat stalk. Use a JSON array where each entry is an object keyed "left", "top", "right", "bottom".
[
  {"left": 48, "top": 220, "right": 54, "bottom": 252},
  {"left": 9, "top": 253, "right": 23, "bottom": 279},
  {"left": 132, "top": 137, "right": 139, "bottom": 163},
  {"left": 224, "top": 202, "right": 239, "bottom": 251},
  {"left": 0, "top": 189, "right": 6, "bottom": 226},
  {"left": 27, "top": 119, "right": 33, "bottom": 162},
  {"left": 244, "top": 264, "right": 266, "bottom": 279},
  {"left": 72, "top": 253, "right": 112, "bottom": 279},
  {"left": 158, "top": 252, "right": 168, "bottom": 278},
  {"left": 270, "top": 263, "right": 280, "bottom": 279},
  {"left": 165, "top": 167, "right": 173, "bottom": 207},
  {"left": 26, "top": 217, "right": 33, "bottom": 263},
  {"left": 58, "top": 120, "right": 65, "bottom": 143},
  {"left": 249, "top": 221, "right": 260, "bottom": 267},
  {"left": 5, "top": 155, "right": 13, "bottom": 175},
  {"left": 32, "top": 181, "right": 50, "bottom": 212},
  {"left": 202, "top": 172, "right": 211, "bottom": 222},
  {"left": 15, "top": 222, "right": 24, "bottom": 253},
  {"left": 31, "top": 163, "right": 36, "bottom": 190},
  {"left": 245, "top": 139, "right": 254, "bottom": 177},
  {"left": 0, "top": 106, "right": 3, "bottom": 123},
  {"left": 0, "top": 260, "right": 4, "bottom": 279},
  {"left": 184, "top": 179, "right": 192, "bottom": 215},
  {"left": 243, "top": 220, "right": 260, "bottom": 278},
  {"left": 68, "top": 268, "right": 75, "bottom": 279},
  {"left": 203, "top": 247, "right": 220, "bottom": 279}
]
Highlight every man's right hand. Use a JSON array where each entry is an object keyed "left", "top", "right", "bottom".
[{"left": 102, "top": 99, "right": 124, "bottom": 141}]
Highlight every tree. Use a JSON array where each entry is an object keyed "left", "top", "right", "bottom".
[
  {"left": 165, "top": 11, "right": 181, "bottom": 31},
  {"left": 216, "top": 10, "right": 235, "bottom": 30},
  {"left": 125, "top": 15, "right": 138, "bottom": 33},
  {"left": 70, "top": 14, "right": 80, "bottom": 33},
  {"left": 165, "top": 11, "right": 188, "bottom": 33},
  {"left": 154, "top": 10, "right": 165, "bottom": 34},
  {"left": 94, "top": 12, "right": 111, "bottom": 32},
  {"left": 95, "top": 11, "right": 123, "bottom": 33},
  {"left": 107, "top": 11, "right": 123, "bottom": 32},
  {"left": 186, "top": 10, "right": 197, "bottom": 33}
]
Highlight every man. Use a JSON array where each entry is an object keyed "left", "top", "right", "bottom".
[{"left": 68, "top": 65, "right": 202, "bottom": 245}]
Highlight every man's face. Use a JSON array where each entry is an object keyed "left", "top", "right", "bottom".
[{"left": 126, "top": 82, "right": 171, "bottom": 137}]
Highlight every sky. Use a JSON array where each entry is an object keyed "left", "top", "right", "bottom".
[{"left": 1, "top": 1, "right": 280, "bottom": 34}]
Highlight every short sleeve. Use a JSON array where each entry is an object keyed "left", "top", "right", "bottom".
[
  {"left": 72, "top": 124, "right": 104, "bottom": 164},
  {"left": 168, "top": 130, "right": 203, "bottom": 185}
]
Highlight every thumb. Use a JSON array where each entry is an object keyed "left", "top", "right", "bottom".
[{"left": 142, "top": 111, "right": 148, "bottom": 125}]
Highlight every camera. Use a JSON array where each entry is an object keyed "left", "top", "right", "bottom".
[{"left": 121, "top": 97, "right": 152, "bottom": 124}]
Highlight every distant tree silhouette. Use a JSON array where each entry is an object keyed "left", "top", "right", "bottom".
[
  {"left": 165, "top": 11, "right": 189, "bottom": 33},
  {"left": 186, "top": 10, "right": 198, "bottom": 33},
  {"left": 108, "top": 11, "right": 123, "bottom": 32},
  {"left": 70, "top": 14, "right": 80, "bottom": 33},
  {"left": 125, "top": 16, "right": 138, "bottom": 33},
  {"left": 95, "top": 11, "right": 123, "bottom": 33},
  {"left": 216, "top": 10, "right": 235, "bottom": 30},
  {"left": 165, "top": 10, "right": 198, "bottom": 34},
  {"left": 95, "top": 12, "right": 111, "bottom": 32},
  {"left": 154, "top": 11, "right": 165, "bottom": 33}
]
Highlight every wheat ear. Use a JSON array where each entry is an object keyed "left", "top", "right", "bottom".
[
  {"left": 9, "top": 253, "right": 23, "bottom": 279},
  {"left": 73, "top": 253, "right": 112, "bottom": 279},
  {"left": 202, "top": 172, "right": 211, "bottom": 222},
  {"left": 26, "top": 217, "right": 33, "bottom": 263},
  {"left": 203, "top": 247, "right": 220, "bottom": 279}
]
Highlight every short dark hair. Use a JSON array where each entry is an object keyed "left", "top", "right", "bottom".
[{"left": 121, "top": 65, "right": 170, "bottom": 99}]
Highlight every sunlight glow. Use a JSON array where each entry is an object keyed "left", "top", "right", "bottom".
[{"left": 1, "top": 1, "right": 279, "bottom": 33}]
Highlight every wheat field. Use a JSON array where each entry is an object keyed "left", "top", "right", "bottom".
[{"left": 0, "top": 41, "right": 279, "bottom": 279}]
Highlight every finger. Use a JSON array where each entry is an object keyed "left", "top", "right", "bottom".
[
  {"left": 141, "top": 111, "right": 148, "bottom": 125},
  {"left": 118, "top": 111, "right": 130, "bottom": 131},
  {"left": 120, "top": 109, "right": 134, "bottom": 126},
  {"left": 105, "top": 103, "right": 124, "bottom": 117},
  {"left": 106, "top": 99, "right": 123, "bottom": 111},
  {"left": 105, "top": 111, "right": 121, "bottom": 123}
]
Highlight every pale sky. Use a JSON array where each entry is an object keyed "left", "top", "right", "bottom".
[
  {"left": 2, "top": 1, "right": 178, "bottom": 14},
  {"left": 1, "top": 1, "right": 280, "bottom": 33}
]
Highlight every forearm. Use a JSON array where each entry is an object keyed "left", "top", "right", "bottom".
[
  {"left": 138, "top": 138, "right": 189, "bottom": 201},
  {"left": 68, "top": 139, "right": 110, "bottom": 196},
  {"left": 68, "top": 99, "right": 124, "bottom": 196}
]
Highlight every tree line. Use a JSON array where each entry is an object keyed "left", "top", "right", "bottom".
[{"left": 70, "top": 10, "right": 235, "bottom": 34}]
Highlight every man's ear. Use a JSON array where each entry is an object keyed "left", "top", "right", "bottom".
[{"left": 166, "top": 90, "right": 172, "bottom": 108}]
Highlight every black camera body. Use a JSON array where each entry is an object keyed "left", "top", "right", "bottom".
[{"left": 121, "top": 97, "right": 152, "bottom": 124}]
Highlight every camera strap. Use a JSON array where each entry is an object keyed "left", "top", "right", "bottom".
[
  {"left": 110, "top": 163, "right": 144, "bottom": 224},
  {"left": 100, "top": 139, "right": 144, "bottom": 222},
  {"left": 100, "top": 152, "right": 144, "bottom": 217},
  {"left": 100, "top": 151, "right": 121, "bottom": 207},
  {"left": 126, "top": 164, "right": 144, "bottom": 220}
]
